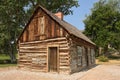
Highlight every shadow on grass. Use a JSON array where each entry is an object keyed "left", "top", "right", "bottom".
[
  {"left": 108, "top": 54, "right": 120, "bottom": 60},
  {"left": 0, "top": 59, "right": 17, "bottom": 64},
  {"left": 0, "top": 59, "right": 17, "bottom": 68}
]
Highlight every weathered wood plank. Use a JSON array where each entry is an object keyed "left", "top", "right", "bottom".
[
  {"left": 59, "top": 47, "right": 69, "bottom": 50},
  {"left": 20, "top": 37, "right": 67, "bottom": 44},
  {"left": 20, "top": 46, "right": 46, "bottom": 49},
  {"left": 60, "top": 63, "right": 69, "bottom": 66},
  {"left": 59, "top": 52, "right": 69, "bottom": 56},
  {"left": 59, "top": 66, "right": 69, "bottom": 69},
  {"left": 19, "top": 50, "right": 47, "bottom": 53}
]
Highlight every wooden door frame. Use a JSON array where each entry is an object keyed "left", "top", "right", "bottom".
[{"left": 47, "top": 45, "right": 59, "bottom": 73}]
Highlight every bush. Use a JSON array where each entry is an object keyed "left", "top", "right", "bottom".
[{"left": 98, "top": 56, "right": 109, "bottom": 62}]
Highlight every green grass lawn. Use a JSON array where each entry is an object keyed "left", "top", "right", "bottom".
[
  {"left": 0, "top": 54, "right": 10, "bottom": 60},
  {"left": 96, "top": 54, "right": 120, "bottom": 65},
  {"left": 0, "top": 64, "right": 17, "bottom": 68},
  {"left": 108, "top": 54, "right": 120, "bottom": 60},
  {"left": 0, "top": 54, "right": 17, "bottom": 68}
]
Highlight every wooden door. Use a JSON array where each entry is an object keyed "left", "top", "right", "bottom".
[
  {"left": 85, "top": 48, "right": 89, "bottom": 66},
  {"left": 49, "top": 47, "right": 58, "bottom": 72}
]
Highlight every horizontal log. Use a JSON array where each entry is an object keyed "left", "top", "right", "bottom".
[
  {"left": 19, "top": 62, "right": 31, "bottom": 64},
  {"left": 20, "top": 48, "right": 47, "bottom": 51},
  {"left": 20, "top": 37, "right": 67, "bottom": 44},
  {"left": 32, "top": 62, "right": 46, "bottom": 64},
  {"left": 32, "top": 54, "right": 47, "bottom": 56},
  {"left": 59, "top": 66, "right": 70, "bottom": 69},
  {"left": 20, "top": 44, "right": 47, "bottom": 47},
  {"left": 60, "top": 55, "right": 69, "bottom": 57},
  {"left": 59, "top": 49, "right": 69, "bottom": 52},
  {"left": 59, "top": 44, "right": 68, "bottom": 48},
  {"left": 59, "top": 50, "right": 69, "bottom": 53},
  {"left": 59, "top": 47, "right": 69, "bottom": 49},
  {"left": 48, "top": 41, "right": 68, "bottom": 44},
  {"left": 60, "top": 56, "right": 69, "bottom": 59},
  {"left": 60, "top": 58, "right": 69, "bottom": 61},
  {"left": 31, "top": 65, "right": 46, "bottom": 68},
  {"left": 20, "top": 46, "right": 46, "bottom": 49},
  {"left": 19, "top": 53, "right": 46, "bottom": 55},
  {"left": 59, "top": 44, "right": 68, "bottom": 46},
  {"left": 60, "top": 63, "right": 69, "bottom": 66},
  {"left": 31, "top": 69, "right": 46, "bottom": 72},
  {"left": 59, "top": 59, "right": 69, "bottom": 62},
  {"left": 60, "top": 52, "right": 69, "bottom": 54},
  {"left": 20, "top": 61, "right": 31, "bottom": 63},
  {"left": 60, "top": 60, "right": 69, "bottom": 63},
  {"left": 60, "top": 57, "right": 69, "bottom": 61},
  {"left": 19, "top": 50, "right": 47, "bottom": 53},
  {"left": 23, "top": 63, "right": 31, "bottom": 65},
  {"left": 19, "top": 59, "right": 32, "bottom": 62}
]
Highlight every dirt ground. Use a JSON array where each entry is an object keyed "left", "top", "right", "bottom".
[{"left": 0, "top": 63, "right": 120, "bottom": 80}]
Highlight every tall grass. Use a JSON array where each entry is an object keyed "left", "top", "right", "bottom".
[{"left": 0, "top": 54, "right": 17, "bottom": 68}]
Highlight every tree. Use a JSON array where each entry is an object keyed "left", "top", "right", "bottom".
[
  {"left": 29, "top": 0, "right": 79, "bottom": 15},
  {"left": 0, "top": 0, "right": 79, "bottom": 62},
  {"left": 84, "top": 0, "right": 120, "bottom": 55}
]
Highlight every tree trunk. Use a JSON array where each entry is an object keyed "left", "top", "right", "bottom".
[
  {"left": 98, "top": 47, "right": 102, "bottom": 56},
  {"left": 9, "top": 44, "right": 16, "bottom": 63},
  {"left": 104, "top": 45, "right": 109, "bottom": 57}
]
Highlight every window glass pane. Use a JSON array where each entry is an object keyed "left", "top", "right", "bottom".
[
  {"left": 91, "top": 48, "right": 95, "bottom": 63},
  {"left": 77, "top": 46, "right": 82, "bottom": 66},
  {"left": 77, "top": 46, "right": 82, "bottom": 56}
]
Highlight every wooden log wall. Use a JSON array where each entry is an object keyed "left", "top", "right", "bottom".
[
  {"left": 69, "top": 36, "right": 96, "bottom": 74},
  {"left": 69, "top": 43, "right": 78, "bottom": 73},
  {"left": 18, "top": 37, "right": 70, "bottom": 73}
]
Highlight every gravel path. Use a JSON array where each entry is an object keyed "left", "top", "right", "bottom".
[
  {"left": 79, "top": 65, "right": 120, "bottom": 80},
  {"left": 0, "top": 65, "right": 120, "bottom": 80}
]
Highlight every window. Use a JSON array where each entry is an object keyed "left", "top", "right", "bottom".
[
  {"left": 39, "top": 16, "right": 45, "bottom": 34},
  {"left": 77, "top": 46, "right": 82, "bottom": 56},
  {"left": 91, "top": 48, "right": 95, "bottom": 64},
  {"left": 77, "top": 46, "right": 82, "bottom": 66}
]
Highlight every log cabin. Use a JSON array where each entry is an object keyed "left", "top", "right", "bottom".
[{"left": 17, "top": 5, "right": 96, "bottom": 74}]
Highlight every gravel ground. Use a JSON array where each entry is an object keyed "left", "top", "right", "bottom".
[{"left": 0, "top": 65, "right": 120, "bottom": 80}]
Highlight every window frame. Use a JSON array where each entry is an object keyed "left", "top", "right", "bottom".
[
  {"left": 90, "top": 48, "right": 95, "bottom": 64},
  {"left": 77, "top": 46, "right": 83, "bottom": 66}
]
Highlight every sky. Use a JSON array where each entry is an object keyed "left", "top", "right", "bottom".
[{"left": 64, "top": 0, "right": 99, "bottom": 30}]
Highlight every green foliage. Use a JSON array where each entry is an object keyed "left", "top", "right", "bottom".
[
  {"left": 84, "top": 0, "right": 120, "bottom": 54},
  {"left": 111, "top": 33, "right": 120, "bottom": 54},
  {"left": 98, "top": 56, "right": 109, "bottom": 62},
  {"left": 35, "top": 0, "right": 79, "bottom": 15}
]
